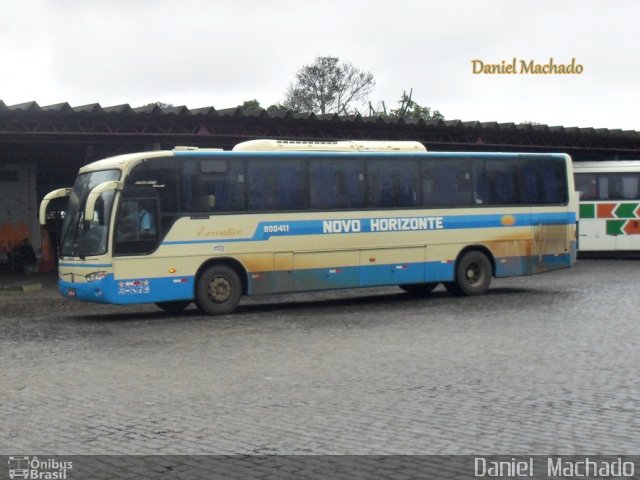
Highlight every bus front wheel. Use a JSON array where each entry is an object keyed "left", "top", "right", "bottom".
[
  {"left": 445, "top": 251, "right": 492, "bottom": 296},
  {"left": 196, "top": 264, "right": 242, "bottom": 315}
]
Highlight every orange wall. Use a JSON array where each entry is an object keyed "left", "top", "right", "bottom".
[{"left": 0, "top": 222, "right": 31, "bottom": 252}]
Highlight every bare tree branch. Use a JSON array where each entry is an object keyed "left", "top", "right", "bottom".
[{"left": 283, "top": 57, "right": 375, "bottom": 115}]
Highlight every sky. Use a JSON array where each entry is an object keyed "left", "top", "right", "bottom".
[{"left": 1, "top": 0, "right": 638, "bottom": 130}]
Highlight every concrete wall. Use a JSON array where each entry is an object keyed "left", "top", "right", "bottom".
[{"left": 0, "top": 163, "right": 40, "bottom": 253}]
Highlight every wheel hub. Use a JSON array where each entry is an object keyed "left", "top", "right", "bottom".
[
  {"left": 466, "top": 264, "right": 481, "bottom": 284},
  {"left": 208, "top": 276, "right": 231, "bottom": 303}
]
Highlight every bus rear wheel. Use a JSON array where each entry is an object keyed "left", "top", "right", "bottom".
[
  {"left": 196, "top": 264, "right": 242, "bottom": 315},
  {"left": 445, "top": 251, "right": 492, "bottom": 296},
  {"left": 400, "top": 282, "right": 439, "bottom": 296},
  {"left": 155, "top": 300, "right": 191, "bottom": 313}
]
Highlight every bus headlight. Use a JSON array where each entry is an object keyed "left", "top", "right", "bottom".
[{"left": 86, "top": 271, "right": 108, "bottom": 282}]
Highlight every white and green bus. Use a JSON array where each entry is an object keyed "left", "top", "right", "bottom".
[
  {"left": 574, "top": 160, "right": 640, "bottom": 252},
  {"left": 40, "top": 140, "right": 578, "bottom": 315}
]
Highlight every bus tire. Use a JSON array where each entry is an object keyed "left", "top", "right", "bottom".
[
  {"left": 155, "top": 300, "right": 191, "bottom": 313},
  {"left": 400, "top": 282, "right": 438, "bottom": 296},
  {"left": 196, "top": 264, "right": 242, "bottom": 315},
  {"left": 445, "top": 251, "right": 492, "bottom": 296}
]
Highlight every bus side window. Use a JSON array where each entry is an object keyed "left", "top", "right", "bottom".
[
  {"left": 494, "top": 171, "right": 516, "bottom": 204},
  {"left": 606, "top": 173, "right": 639, "bottom": 200},
  {"left": 367, "top": 159, "right": 419, "bottom": 208},
  {"left": 575, "top": 173, "right": 597, "bottom": 200},
  {"left": 126, "top": 159, "right": 179, "bottom": 237},
  {"left": 433, "top": 165, "right": 458, "bottom": 205},
  {"left": 537, "top": 159, "right": 567, "bottom": 204},
  {"left": 114, "top": 197, "right": 159, "bottom": 255},
  {"left": 423, "top": 159, "right": 471, "bottom": 206},
  {"left": 597, "top": 176, "right": 609, "bottom": 199},
  {"left": 309, "top": 160, "right": 334, "bottom": 208},
  {"left": 247, "top": 160, "right": 277, "bottom": 210},
  {"left": 278, "top": 160, "right": 308, "bottom": 210},
  {"left": 540, "top": 164, "right": 558, "bottom": 203},
  {"left": 473, "top": 161, "right": 493, "bottom": 205},
  {"left": 181, "top": 158, "right": 245, "bottom": 213},
  {"left": 622, "top": 174, "right": 640, "bottom": 199},
  {"left": 608, "top": 176, "right": 624, "bottom": 199},
  {"left": 117, "top": 199, "right": 157, "bottom": 239},
  {"left": 481, "top": 160, "right": 518, "bottom": 205},
  {"left": 309, "top": 159, "right": 364, "bottom": 209},
  {"left": 247, "top": 158, "right": 306, "bottom": 211},
  {"left": 514, "top": 159, "right": 560, "bottom": 205},
  {"left": 520, "top": 162, "right": 539, "bottom": 203},
  {"left": 474, "top": 171, "right": 490, "bottom": 205}
]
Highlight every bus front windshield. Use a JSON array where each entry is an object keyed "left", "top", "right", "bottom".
[{"left": 60, "top": 169, "right": 121, "bottom": 258}]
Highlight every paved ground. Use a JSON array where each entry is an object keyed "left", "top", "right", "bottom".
[{"left": 1, "top": 260, "right": 638, "bottom": 455}]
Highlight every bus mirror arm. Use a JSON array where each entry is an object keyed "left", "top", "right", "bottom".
[
  {"left": 39, "top": 187, "right": 72, "bottom": 226},
  {"left": 84, "top": 181, "right": 123, "bottom": 223}
]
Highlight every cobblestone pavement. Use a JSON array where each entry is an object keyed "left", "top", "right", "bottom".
[{"left": 1, "top": 260, "right": 638, "bottom": 455}]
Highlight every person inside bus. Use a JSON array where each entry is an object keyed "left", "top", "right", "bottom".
[
  {"left": 137, "top": 204, "right": 154, "bottom": 235},
  {"left": 117, "top": 201, "right": 155, "bottom": 240}
]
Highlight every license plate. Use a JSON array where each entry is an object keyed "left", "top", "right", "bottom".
[{"left": 67, "top": 288, "right": 77, "bottom": 297}]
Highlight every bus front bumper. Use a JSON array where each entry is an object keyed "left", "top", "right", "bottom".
[
  {"left": 59, "top": 274, "right": 195, "bottom": 305},
  {"left": 59, "top": 274, "right": 116, "bottom": 304}
]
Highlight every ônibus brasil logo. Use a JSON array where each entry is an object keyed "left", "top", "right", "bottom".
[{"left": 8, "top": 456, "right": 73, "bottom": 479}]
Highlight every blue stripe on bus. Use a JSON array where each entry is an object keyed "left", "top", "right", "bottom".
[{"left": 162, "top": 212, "right": 576, "bottom": 246}]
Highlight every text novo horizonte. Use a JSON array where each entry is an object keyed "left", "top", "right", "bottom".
[
  {"left": 322, "top": 216, "right": 444, "bottom": 234},
  {"left": 471, "top": 58, "right": 584, "bottom": 75}
]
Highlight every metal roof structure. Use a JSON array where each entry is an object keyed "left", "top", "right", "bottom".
[
  {"left": 2, "top": 100, "right": 640, "bottom": 162},
  {"left": 2, "top": 99, "right": 640, "bottom": 200}
]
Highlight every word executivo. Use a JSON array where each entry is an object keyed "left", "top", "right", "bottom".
[{"left": 472, "top": 58, "right": 584, "bottom": 75}]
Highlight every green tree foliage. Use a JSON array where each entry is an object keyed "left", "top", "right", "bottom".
[
  {"left": 239, "top": 99, "right": 288, "bottom": 115},
  {"left": 371, "top": 89, "right": 443, "bottom": 120},
  {"left": 238, "top": 98, "right": 261, "bottom": 111},
  {"left": 283, "top": 56, "right": 375, "bottom": 115},
  {"left": 139, "top": 102, "right": 174, "bottom": 111}
]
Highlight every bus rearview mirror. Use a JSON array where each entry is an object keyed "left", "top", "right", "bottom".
[
  {"left": 39, "top": 187, "right": 72, "bottom": 226},
  {"left": 84, "top": 181, "right": 123, "bottom": 224}
]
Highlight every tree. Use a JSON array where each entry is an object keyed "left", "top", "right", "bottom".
[
  {"left": 138, "top": 102, "right": 174, "bottom": 111},
  {"left": 283, "top": 56, "right": 375, "bottom": 115},
  {"left": 239, "top": 99, "right": 261, "bottom": 113},
  {"left": 371, "top": 89, "right": 443, "bottom": 120},
  {"left": 238, "top": 99, "right": 289, "bottom": 115}
]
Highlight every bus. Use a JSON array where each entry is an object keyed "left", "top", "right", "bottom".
[
  {"left": 574, "top": 161, "right": 640, "bottom": 253},
  {"left": 40, "top": 140, "right": 578, "bottom": 315}
]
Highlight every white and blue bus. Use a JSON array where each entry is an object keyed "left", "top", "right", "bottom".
[{"left": 40, "top": 140, "right": 578, "bottom": 315}]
